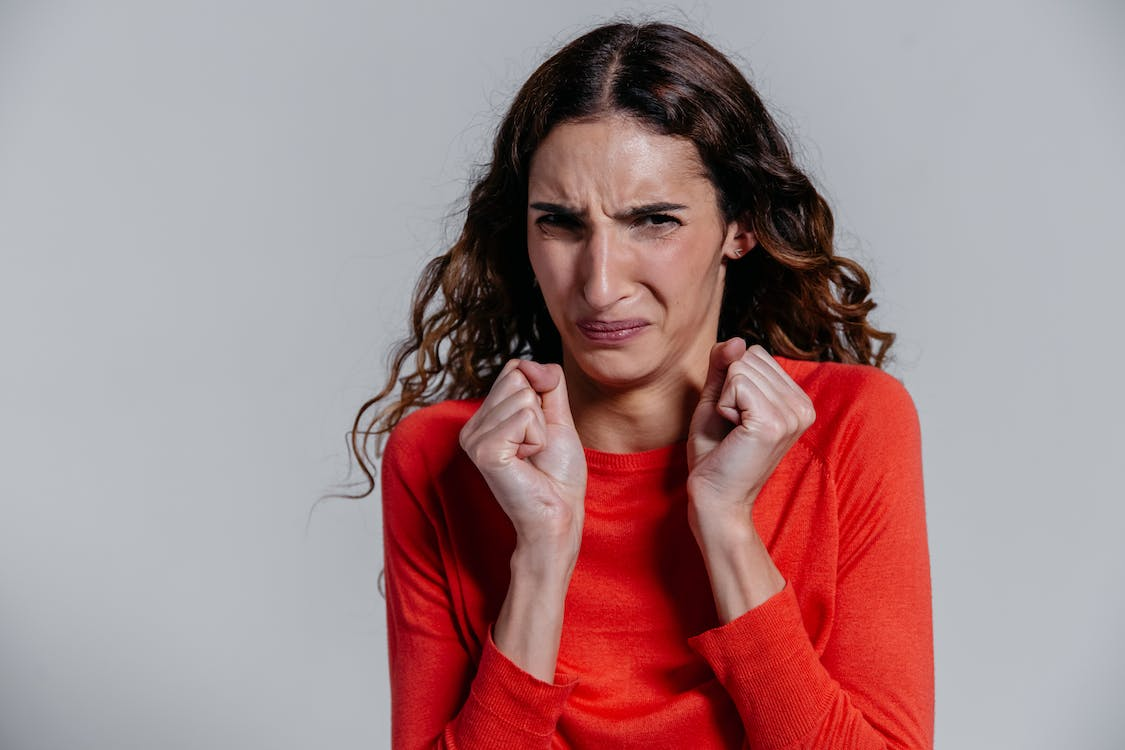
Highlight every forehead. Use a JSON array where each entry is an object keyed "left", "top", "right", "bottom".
[{"left": 527, "top": 116, "right": 713, "bottom": 200}]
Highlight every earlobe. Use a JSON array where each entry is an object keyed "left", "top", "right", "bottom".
[{"left": 725, "top": 227, "right": 757, "bottom": 260}]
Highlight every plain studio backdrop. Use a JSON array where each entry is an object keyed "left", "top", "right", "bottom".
[{"left": 2, "top": 1, "right": 1122, "bottom": 748}]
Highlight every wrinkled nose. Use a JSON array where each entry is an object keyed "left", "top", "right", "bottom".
[{"left": 580, "top": 226, "right": 631, "bottom": 311}]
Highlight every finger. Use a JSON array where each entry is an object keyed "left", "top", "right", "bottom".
[
  {"left": 699, "top": 337, "right": 747, "bottom": 405},
  {"left": 743, "top": 346, "right": 816, "bottom": 424},
  {"left": 745, "top": 345, "right": 808, "bottom": 400},
  {"left": 727, "top": 357, "right": 801, "bottom": 431},
  {"left": 474, "top": 362, "right": 531, "bottom": 420},
  {"left": 464, "top": 360, "right": 533, "bottom": 435},
  {"left": 475, "top": 404, "right": 548, "bottom": 465},
  {"left": 470, "top": 387, "right": 547, "bottom": 445},
  {"left": 518, "top": 361, "right": 576, "bottom": 428},
  {"left": 716, "top": 371, "right": 764, "bottom": 425},
  {"left": 718, "top": 368, "right": 802, "bottom": 438}
]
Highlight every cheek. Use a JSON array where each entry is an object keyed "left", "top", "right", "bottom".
[
  {"left": 526, "top": 238, "right": 547, "bottom": 283},
  {"left": 527, "top": 245, "right": 569, "bottom": 303},
  {"left": 663, "top": 235, "right": 724, "bottom": 294}
]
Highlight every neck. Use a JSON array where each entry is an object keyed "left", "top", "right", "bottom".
[{"left": 564, "top": 360, "right": 707, "bottom": 454}]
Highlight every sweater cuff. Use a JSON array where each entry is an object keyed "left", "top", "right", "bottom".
[
  {"left": 686, "top": 579, "right": 835, "bottom": 750},
  {"left": 450, "top": 625, "right": 577, "bottom": 748}
]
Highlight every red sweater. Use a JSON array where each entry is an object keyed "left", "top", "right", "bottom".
[{"left": 381, "top": 356, "right": 934, "bottom": 749}]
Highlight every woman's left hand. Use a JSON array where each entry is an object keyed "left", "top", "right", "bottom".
[{"left": 686, "top": 338, "right": 816, "bottom": 524}]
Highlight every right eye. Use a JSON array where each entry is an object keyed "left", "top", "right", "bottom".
[
  {"left": 535, "top": 214, "right": 583, "bottom": 235},
  {"left": 536, "top": 214, "right": 578, "bottom": 228}
]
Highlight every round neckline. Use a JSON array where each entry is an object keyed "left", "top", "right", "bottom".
[{"left": 582, "top": 440, "right": 689, "bottom": 473}]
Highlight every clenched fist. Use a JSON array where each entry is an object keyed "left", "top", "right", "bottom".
[
  {"left": 687, "top": 338, "right": 816, "bottom": 523},
  {"left": 459, "top": 359, "right": 587, "bottom": 559}
]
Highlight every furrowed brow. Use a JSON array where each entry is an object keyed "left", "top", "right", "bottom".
[
  {"left": 613, "top": 202, "right": 688, "bottom": 220},
  {"left": 529, "top": 202, "right": 687, "bottom": 219},
  {"left": 529, "top": 202, "right": 585, "bottom": 217}
]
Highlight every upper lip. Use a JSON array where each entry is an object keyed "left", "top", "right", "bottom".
[{"left": 576, "top": 319, "right": 649, "bottom": 332}]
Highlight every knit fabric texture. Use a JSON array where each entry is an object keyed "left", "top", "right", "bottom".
[{"left": 381, "top": 356, "right": 934, "bottom": 749}]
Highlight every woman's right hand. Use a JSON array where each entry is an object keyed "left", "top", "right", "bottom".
[{"left": 458, "top": 359, "right": 587, "bottom": 562}]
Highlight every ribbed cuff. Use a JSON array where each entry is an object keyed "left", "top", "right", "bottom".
[
  {"left": 686, "top": 580, "right": 835, "bottom": 750},
  {"left": 449, "top": 626, "right": 577, "bottom": 749}
]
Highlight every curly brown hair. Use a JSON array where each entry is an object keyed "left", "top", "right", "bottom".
[{"left": 339, "top": 21, "right": 894, "bottom": 501}]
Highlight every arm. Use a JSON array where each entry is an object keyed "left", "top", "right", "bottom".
[
  {"left": 687, "top": 373, "right": 934, "bottom": 750},
  {"left": 381, "top": 428, "right": 577, "bottom": 750}
]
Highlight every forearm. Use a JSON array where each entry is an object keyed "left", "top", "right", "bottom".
[
  {"left": 492, "top": 541, "right": 576, "bottom": 682},
  {"left": 688, "top": 500, "right": 785, "bottom": 623},
  {"left": 685, "top": 499, "right": 932, "bottom": 749}
]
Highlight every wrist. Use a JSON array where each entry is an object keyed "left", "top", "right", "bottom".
[
  {"left": 511, "top": 536, "right": 580, "bottom": 585},
  {"left": 686, "top": 493, "right": 755, "bottom": 543},
  {"left": 687, "top": 508, "right": 785, "bottom": 623},
  {"left": 689, "top": 511, "right": 757, "bottom": 564},
  {"left": 496, "top": 544, "right": 575, "bottom": 683}
]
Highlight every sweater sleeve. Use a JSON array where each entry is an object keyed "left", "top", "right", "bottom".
[
  {"left": 686, "top": 374, "right": 934, "bottom": 750},
  {"left": 381, "top": 423, "right": 577, "bottom": 749}
]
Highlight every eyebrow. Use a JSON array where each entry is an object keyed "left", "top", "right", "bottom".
[{"left": 529, "top": 201, "right": 688, "bottom": 220}]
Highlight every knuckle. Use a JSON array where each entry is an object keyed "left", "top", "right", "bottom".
[
  {"left": 499, "top": 361, "right": 527, "bottom": 385},
  {"left": 759, "top": 415, "right": 788, "bottom": 439},
  {"left": 727, "top": 360, "right": 751, "bottom": 377},
  {"left": 785, "top": 412, "right": 801, "bottom": 432}
]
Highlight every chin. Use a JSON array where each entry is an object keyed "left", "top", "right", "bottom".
[{"left": 569, "top": 349, "right": 661, "bottom": 390}]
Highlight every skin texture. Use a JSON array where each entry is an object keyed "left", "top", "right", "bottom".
[
  {"left": 458, "top": 116, "right": 816, "bottom": 681},
  {"left": 525, "top": 115, "right": 750, "bottom": 453}
]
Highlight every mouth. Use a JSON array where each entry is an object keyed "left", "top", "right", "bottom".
[{"left": 576, "top": 319, "right": 650, "bottom": 342}]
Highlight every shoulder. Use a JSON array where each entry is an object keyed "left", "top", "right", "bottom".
[
  {"left": 384, "top": 398, "right": 483, "bottom": 448},
  {"left": 775, "top": 356, "right": 921, "bottom": 463},
  {"left": 777, "top": 358, "right": 927, "bottom": 551},
  {"left": 381, "top": 398, "right": 485, "bottom": 476}
]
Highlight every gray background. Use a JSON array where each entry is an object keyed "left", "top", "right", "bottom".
[{"left": 2, "top": 1, "right": 1123, "bottom": 748}]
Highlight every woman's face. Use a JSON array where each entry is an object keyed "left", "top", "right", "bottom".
[{"left": 527, "top": 115, "right": 754, "bottom": 393}]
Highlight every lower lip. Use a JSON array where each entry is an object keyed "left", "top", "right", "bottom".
[{"left": 578, "top": 324, "right": 649, "bottom": 343}]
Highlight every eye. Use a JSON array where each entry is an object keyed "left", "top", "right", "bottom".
[
  {"left": 535, "top": 214, "right": 581, "bottom": 230},
  {"left": 634, "top": 213, "right": 682, "bottom": 234}
]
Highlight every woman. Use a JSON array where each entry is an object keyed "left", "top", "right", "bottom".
[{"left": 350, "top": 21, "right": 933, "bottom": 750}]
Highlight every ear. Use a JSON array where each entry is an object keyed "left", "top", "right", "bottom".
[{"left": 722, "top": 219, "right": 757, "bottom": 260}]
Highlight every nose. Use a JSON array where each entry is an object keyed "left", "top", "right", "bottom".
[{"left": 580, "top": 225, "right": 632, "bottom": 311}]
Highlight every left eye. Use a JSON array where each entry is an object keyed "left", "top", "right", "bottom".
[{"left": 636, "top": 214, "right": 681, "bottom": 229}]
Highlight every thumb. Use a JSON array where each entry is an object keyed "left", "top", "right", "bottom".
[
  {"left": 699, "top": 337, "right": 746, "bottom": 405},
  {"left": 518, "top": 361, "right": 576, "bottom": 428}
]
